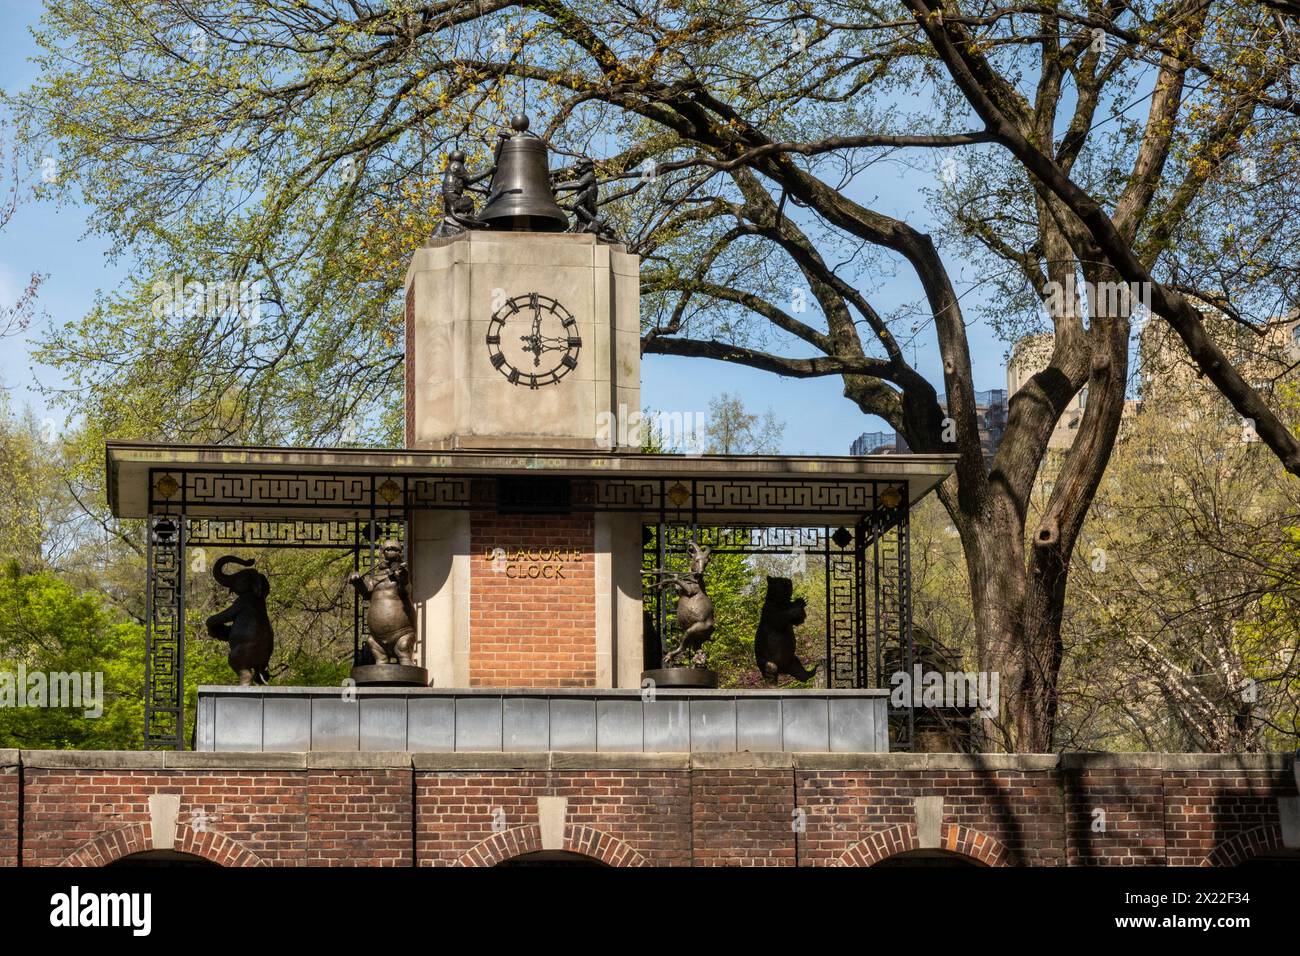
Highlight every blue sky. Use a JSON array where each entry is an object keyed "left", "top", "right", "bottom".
[{"left": 0, "top": 1, "right": 1013, "bottom": 454}]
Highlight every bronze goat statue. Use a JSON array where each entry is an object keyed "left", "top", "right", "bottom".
[{"left": 659, "top": 541, "right": 716, "bottom": 667}]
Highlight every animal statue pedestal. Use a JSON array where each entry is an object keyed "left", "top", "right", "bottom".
[
  {"left": 350, "top": 662, "right": 430, "bottom": 687},
  {"left": 349, "top": 538, "right": 430, "bottom": 688},
  {"left": 640, "top": 666, "right": 717, "bottom": 689}
]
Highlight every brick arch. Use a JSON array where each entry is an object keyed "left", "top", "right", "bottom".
[
  {"left": 562, "top": 825, "right": 649, "bottom": 867},
  {"left": 455, "top": 824, "right": 648, "bottom": 867},
  {"left": 837, "top": 824, "right": 1009, "bottom": 867},
  {"left": 1202, "top": 824, "right": 1292, "bottom": 867},
  {"left": 59, "top": 824, "right": 266, "bottom": 868}
]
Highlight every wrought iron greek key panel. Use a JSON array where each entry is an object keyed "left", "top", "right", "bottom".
[
  {"left": 185, "top": 518, "right": 365, "bottom": 549},
  {"left": 144, "top": 515, "right": 185, "bottom": 750},
  {"left": 149, "top": 468, "right": 898, "bottom": 520},
  {"left": 872, "top": 509, "right": 913, "bottom": 750},
  {"left": 825, "top": 544, "right": 859, "bottom": 690},
  {"left": 691, "top": 479, "right": 876, "bottom": 515},
  {"left": 570, "top": 478, "right": 659, "bottom": 511},
  {"left": 150, "top": 468, "right": 412, "bottom": 513},
  {"left": 659, "top": 524, "right": 833, "bottom": 555},
  {"left": 190, "top": 472, "right": 369, "bottom": 508},
  {"left": 408, "top": 476, "right": 479, "bottom": 508}
]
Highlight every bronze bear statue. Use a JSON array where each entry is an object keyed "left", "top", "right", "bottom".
[
  {"left": 755, "top": 576, "right": 819, "bottom": 683},
  {"left": 206, "top": 555, "right": 274, "bottom": 686}
]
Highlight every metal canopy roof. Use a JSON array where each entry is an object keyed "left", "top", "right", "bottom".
[{"left": 105, "top": 440, "right": 956, "bottom": 520}]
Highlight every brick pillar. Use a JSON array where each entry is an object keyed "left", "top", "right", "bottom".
[
  {"left": 469, "top": 511, "right": 597, "bottom": 687},
  {"left": 0, "top": 759, "right": 17, "bottom": 867}
]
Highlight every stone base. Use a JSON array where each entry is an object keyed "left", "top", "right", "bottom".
[
  {"left": 642, "top": 667, "right": 717, "bottom": 689},
  {"left": 195, "top": 685, "right": 889, "bottom": 753},
  {"left": 350, "top": 664, "right": 429, "bottom": 687}
]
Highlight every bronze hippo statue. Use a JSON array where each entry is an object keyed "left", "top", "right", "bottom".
[{"left": 349, "top": 538, "right": 417, "bottom": 667}]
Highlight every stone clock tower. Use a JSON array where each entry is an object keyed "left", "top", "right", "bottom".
[
  {"left": 404, "top": 225, "right": 640, "bottom": 450},
  {"left": 404, "top": 123, "right": 645, "bottom": 689}
]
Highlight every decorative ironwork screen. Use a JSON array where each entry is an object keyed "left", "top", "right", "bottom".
[
  {"left": 864, "top": 506, "right": 913, "bottom": 749},
  {"left": 144, "top": 516, "right": 185, "bottom": 749},
  {"left": 143, "top": 471, "right": 916, "bottom": 749},
  {"left": 143, "top": 516, "right": 407, "bottom": 750},
  {"left": 643, "top": 515, "right": 914, "bottom": 749},
  {"left": 148, "top": 467, "right": 901, "bottom": 520}
]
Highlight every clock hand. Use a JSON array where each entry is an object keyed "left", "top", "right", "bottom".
[{"left": 518, "top": 331, "right": 548, "bottom": 365}]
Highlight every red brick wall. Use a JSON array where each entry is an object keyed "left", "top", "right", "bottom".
[
  {"left": 1164, "top": 768, "right": 1294, "bottom": 866},
  {"left": 693, "top": 769, "right": 796, "bottom": 866},
  {"left": 307, "top": 770, "right": 413, "bottom": 866},
  {"left": 469, "top": 511, "right": 597, "bottom": 687},
  {"left": 797, "top": 768, "right": 1064, "bottom": 866},
  {"left": 415, "top": 770, "right": 691, "bottom": 866},
  {"left": 0, "top": 762, "right": 17, "bottom": 867},
  {"left": 5, "top": 754, "right": 1296, "bottom": 867},
  {"left": 1064, "top": 766, "right": 1166, "bottom": 865},
  {"left": 20, "top": 769, "right": 309, "bottom": 867}
]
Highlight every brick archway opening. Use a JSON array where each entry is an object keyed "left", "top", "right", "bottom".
[
  {"left": 496, "top": 850, "right": 608, "bottom": 866},
  {"left": 107, "top": 850, "right": 220, "bottom": 867},
  {"left": 59, "top": 825, "right": 266, "bottom": 868},
  {"left": 837, "top": 824, "right": 1009, "bottom": 867},
  {"left": 1203, "top": 825, "right": 1297, "bottom": 867},
  {"left": 456, "top": 825, "right": 648, "bottom": 867}
]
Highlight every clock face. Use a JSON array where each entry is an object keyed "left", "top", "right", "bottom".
[{"left": 485, "top": 293, "right": 582, "bottom": 388}]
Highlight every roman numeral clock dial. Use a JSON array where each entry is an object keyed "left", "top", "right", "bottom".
[{"left": 485, "top": 293, "right": 581, "bottom": 389}]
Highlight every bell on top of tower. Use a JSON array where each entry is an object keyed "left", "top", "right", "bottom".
[{"left": 478, "top": 115, "right": 570, "bottom": 233}]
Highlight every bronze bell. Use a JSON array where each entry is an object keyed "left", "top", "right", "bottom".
[{"left": 479, "top": 115, "right": 570, "bottom": 232}]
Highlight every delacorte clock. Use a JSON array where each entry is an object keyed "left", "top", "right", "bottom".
[{"left": 485, "top": 293, "right": 582, "bottom": 388}]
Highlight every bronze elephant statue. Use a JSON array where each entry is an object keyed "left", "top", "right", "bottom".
[{"left": 206, "top": 555, "right": 273, "bottom": 686}]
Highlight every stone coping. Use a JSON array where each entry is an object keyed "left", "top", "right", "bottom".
[
  {"left": 105, "top": 439, "right": 960, "bottom": 475},
  {"left": 10, "top": 750, "right": 1295, "bottom": 772},
  {"left": 105, "top": 440, "right": 958, "bottom": 517},
  {"left": 197, "top": 685, "right": 892, "bottom": 699}
]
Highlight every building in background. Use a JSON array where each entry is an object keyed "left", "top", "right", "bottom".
[
  {"left": 1138, "top": 308, "right": 1300, "bottom": 411},
  {"left": 971, "top": 388, "right": 1009, "bottom": 458},
  {"left": 850, "top": 311, "right": 1300, "bottom": 461},
  {"left": 1006, "top": 334, "right": 1089, "bottom": 452},
  {"left": 850, "top": 430, "right": 909, "bottom": 455},
  {"left": 848, "top": 390, "right": 1006, "bottom": 459}
]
